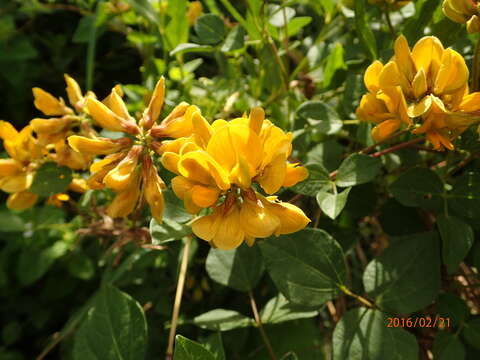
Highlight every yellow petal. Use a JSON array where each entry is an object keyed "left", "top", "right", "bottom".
[
  {"left": 394, "top": 35, "right": 416, "bottom": 81},
  {"left": 0, "top": 121, "right": 18, "bottom": 140},
  {"left": 378, "top": 61, "right": 411, "bottom": 95},
  {"left": 0, "top": 172, "right": 33, "bottom": 193},
  {"left": 161, "top": 152, "right": 181, "bottom": 174},
  {"left": 459, "top": 92, "right": 480, "bottom": 112},
  {"left": 248, "top": 107, "right": 265, "bottom": 134},
  {"left": 192, "top": 111, "right": 213, "bottom": 147},
  {"left": 6, "top": 191, "right": 38, "bottom": 210},
  {"left": 32, "top": 87, "right": 71, "bottom": 116},
  {"left": 412, "top": 68, "right": 428, "bottom": 99},
  {"left": 257, "top": 153, "right": 287, "bottom": 194},
  {"left": 411, "top": 36, "right": 444, "bottom": 80},
  {"left": 64, "top": 74, "right": 84, "bottom": 110},
  {"left": 87, "top": 97, "right": 138, "bottom": 134},
  {"left": 364, "top": 60, "right": 384, "bottom": 93},
  {"left": 68, "top": 135, "right": 132, "bottom": 155},
  {"left": 106, "top": 175, "right": 141, "bottom": 218},
  {"left": 377, "top": 86, "right": 411, "bottom": 124},
  {"left": 356, "top": 94, "right": 391, "bottom": 123},
  {"left": 240, "top": 197, "right": 280, "bottom": 238},
  {"left": 211, "top": 206, "right": 245, "bottom": 250},
  {"left": 142, "top": 77, "right": 165, "bottom": 129},
  {"left": 467, "top": 15, "right": 480, "bottom": 33},
  {"left": 0, "top": 159, "right": 22, "bottom": 177},
  {"left": 171, "top": 176, "right": 195, "bottom": 200},
  {"left": 30, "top": 117, "right": 71, "bottom": 134},
  {"left": 69, "top": 178, "right": 89, "bottom": 193},
  {"left": 261, "top": 196, "right": 310, "bottom": 236},
  {"left": 103, "top": 88, "right": 134, "bottom": 123},
  {"left": 103, "top": 145, "right": 141, "bottom": 191},
  {"left": 90, "top": 152, "right": 125, "bottom": 173},
  {"left": 150, "top": 102, "right": 192, "bottom": 138},
  {"left": 283, "top": 163, "right": 309, "bottom": 187},
  {"left": 407, "top": 95, "right": 432, "bottom": 118},
  {"left": 434, "top": 49, "right": 469, "bottom": 95},
  {"left": 192, "top": 208, "right": 222, "bottom": 242},
  {"left": 143, "top": 159, "right": 165, "bottom": 223},
  {"left": 178, "top": 151, "right": 230, "bottom": 190},
  {"left": 190, "top": 184, "right": 220, "bottom": 208},
  {"left": 371, "top": 119, "right": 401, "bottom": 142},
  {"left": 442, "top": 0, "right": 469, "bottom": 23}
]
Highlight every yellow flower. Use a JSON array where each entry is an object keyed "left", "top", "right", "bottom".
[
  {"left": 357, "top": 35, "right": 480, "bottom": 150},
  {"left": 191, "top": 191, "right": 310, "bottom": 250},
  {"left": 0, "top": 122, "right": 44, "bottom": 210},
  {"left": 443, "top": 0, "right": 480, "bottom": 33},
  {"left": 187, "top": 1, "right": 203, "bottom": 25},
  {"left": 31, "top": 75, "right": 95, "bottom": 169},
  {"left": 164, "top": 107, "right": 310, "bottom": 249},
  {"left": 67, "top": 77, "right": 197, "bottom": 222}
]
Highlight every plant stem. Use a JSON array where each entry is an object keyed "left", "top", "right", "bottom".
[
  {"left": 85, "top": 2, "right": 101, "bottom": 91},
  {"left": 359, "top": 129, "right": 409, "bottom": 154},
  {"left": 370, "top": 137, "right": 424, "bottom": 158},
  {"left": 248, "top": 291, "right": 277, "bottom": 360},
  {"left": 384, "top": 6, "right": 396, "bottom": 39},
  {"left": 340, "top": 285, "right": 375, "bottom": 308},
  {"left": 166, "top": 237, "right": 191, "bottom": 360}
]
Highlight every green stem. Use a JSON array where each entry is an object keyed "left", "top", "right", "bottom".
[
  {"left": 340, "top": 285, "right": 375, "bottom": 308},
  {"left": 472, "top": 35, "right": 480, "bottom": 92},
  {"left": 85, "top": 2, "right": 102, "bottom": 91},
  {"left": 384, "top": 6, "right": 396, "bottom": 39},
  {"left": 218, "top": 0, "right": 249, "bottom": 29}
]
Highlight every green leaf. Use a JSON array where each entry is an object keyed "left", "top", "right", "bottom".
[
  {"left": 285, "top": 17, "right": 312, "bottom": 37},
  {"left": 336, "top": 154, "right": 382, "bottom": 187},
  {"left": 260, "top": 294, "right": 319, "bottom": 324},
  {"left": 17, "top": 241, "right": 68, "bottom": 286},
  {"left": 259, "top": 228, "right": 347, "bottom": 306},
  {"left": 150, "top": 218, "right": 191, "bottom": 245},
  {"left": 193, "top": 309, "right": 253, "bottom": 331},
  {"left": 323, "top": 43, "right": 346, "bottom": 88},
  {"left": 0, "top": 209, "right": 25, "bottom": 232},
  {"left": 354, "top": 0, "right": 377, "bottom": 59},
  {"left": 332, "top": 308, "right": 418, "bottom": 360},
  {"left": 73, "top": 285, "right": 148, "bottom": 360},
  {"left": 30, "top": 162, "right": 73, "bottom": 197},
  {"left": 203, "top": 333, "right": 225, "bottom": 360},
  {"left": 73, "top": 16, "right": 95, "bottom": 43},
  {"left": 433, "top": 332, "right": 465, "bottom": 360},
  {"left": 195, "top": 14, "right": 225, "bottom": 45},
  {"left": 205, "top": 243, "right": 264, "bottom": 292},
  {"left": 124, "top": 0, "right": 159, "bottom": 24},
  {"left": 363, "top": 232, "right": 441, "bottom": 314},
  {"left": 389, "top": 167, "right": 444, "bottom": 210},
  {"left": 316, "top": 187, "right": 351, "bottom": 220},
  {"left": 296, "top": 101, "right": 342, "bottom": 134},
  {"left": 174, "top": 335, "right": 215, "bottom": 360},
  {"left": 221, "top": 25, "right": 245, "bottom": 53},
  {"left": 463, "top": 319, "right": 480, "bottom": 350},
  {"left": 437, "top": 294, "right": 469, "bottom": 327},
  {"left": 165, "top": 0, "right": 188, "bottom": 50},
  {"left": 449, "top": 172, "right": 480, "bottom": 220},
  {"left": 291, "top": 164, "right": 330, "bottom": 196},
  {"left": 170, "top": 43, "right": 215, "bottom": 56},
  {"left": 437, "top": 215, "right": 474, "bottom": 274}
]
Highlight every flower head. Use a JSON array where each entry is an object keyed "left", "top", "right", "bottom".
[
  {"left": 67, "top": 77, "right": 197, "bottom": 223},
  {"left": 357, "top": 35, "right": 480, "bottom": 150},
  {"left": 443, "top": 0, "right": 480, "bottom": 33},
  {"left": 162, "top": 107, "right": 310, "bottom": 249}
]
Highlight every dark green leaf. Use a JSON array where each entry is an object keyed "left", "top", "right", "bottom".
[
  {"left": 463, "top": 319, "right": 480, "bottom": 350},
  {"left": 174, "top": 335, "right": 215, "bottom": 360},
  {"left": 0, "top": 209, "right": 25, "bottom": 232},
  {"left": 354, "top": 0, "right": 377, "bottom": 59},
  {"left": 195, "top": 14, "right": 225, "bottom": 45},
  {"left": 221, "top": 25, "right": 245, "bottom": 53},
  {"left": 336, "top": 154, "right": 381, "bottom": 187},
  {"left": 323, "top": 43, "right": 346, "bottom": 88},
  {"left": 332, "top": 308, "right": 418, "bottom": 360},
  {"left": 259, "top": 228, "right": 347, "bottom": 306},
  {"left": 203, "top": 333, "right": 225, "bottom": 360},
  {"left": 260, "top": 294, "right": 318, "bottom": 324},
  {"left": 30, "top": 162, "right": 72, "bottom": 197},
  {"left": 390, "top": 167, "right": 444, "bottom": 210},
  {"left": 67, "top": 253, "right": 95, "bottom": 280},
  {"left": 291, "top": 163, "right": 330, "bottom": 196},
  {"left": 296, "top": 101, "right": 342, "bottom": 134},
  {"left": 437, "top": 294, "right": 469, "bottom": 327},
  {"left": 73, "top": 285, "right": 148, "bottom": 360},
  {"left": 433, "top": 332, "right": 465, "bottom": 360},
  {"left": 205, "top": 243, "right": 264, "bottom": 292},
  {"left": 363, "top": 232, "right": 441, "bottom": 314},
  {"left": 150, "top": 218, "right": 191, "bottom": 245},
  {"left": 449, "top": 172, "right": 480, "bottom": 220},
  {"left": 316, "top": 187, "right": 351, "bottom": 220},
  {"left": 193, "top": 309, "right": 253, "bottom": 331},
  {"left": 437, "top": 215, "right": 474, "bottom": 274}
]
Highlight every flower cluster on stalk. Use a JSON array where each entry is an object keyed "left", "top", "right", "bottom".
[
  {"left": 357, "top": 35, "right": 480, "bottom": 150},
  {"left": 443, "top": 0, "right": 480, "bottom": 33}
]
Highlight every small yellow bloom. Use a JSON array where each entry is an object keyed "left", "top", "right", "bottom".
[
  {"left": 106, "top": 172, "right": 141, "bottom": 218},
  {"left": 143, "top": 156, "right": 166, "bottom": 223},
  {"left": 187, "top": 1, "right": 203, "bottom": 26},
  {"left": 6, "top": 191, "right": 38, "bottom": 210},
  {"left": 443, "top": 0, "right": 480, "bottom": 33},
  {"left": 103, "top": 145, "right": 142, "bottom": 191},
  {"left": 32, "top": 87, "right": 72, "bottom": 116}
]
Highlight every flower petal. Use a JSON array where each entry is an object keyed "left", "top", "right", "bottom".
[
  {"left": 32, "top": 88, "right": 71, "bottom": 116},
  {"left": 68, "top": 135, "right": 132, "bottom": 155},
  {"left": 6, "top": 191, "right": 38, "bottom": 210}
]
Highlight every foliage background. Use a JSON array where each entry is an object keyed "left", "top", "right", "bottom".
[{"left": 1, "top": 0, "right": 480, "bottom": 359}]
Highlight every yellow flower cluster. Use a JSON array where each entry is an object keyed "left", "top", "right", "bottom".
[
  {"left": 357, "top": 35, "right": 480, "bottom": 150},
  {"left": 443, "top": 0, "right": 480, "bottom": 33},
  {"left": 160, "top": 108, "right": 310, "bottom": 250},
  {"left": 67, "top": 77, "right": 199, "bottom": 223}
]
